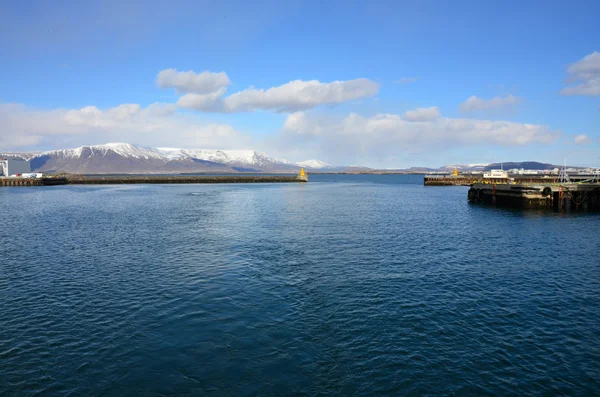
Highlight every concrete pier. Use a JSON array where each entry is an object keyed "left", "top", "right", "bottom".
[
  {"left": 0, "top": 178, "right": 43, "bottom": 187},
  {"left": 424, "top": 176, "right": 484, "bottom": 186},
  {"left": 1, "top": 173, "right": 308, "bottom": 187},
  {"left": 425, "top": 175, "right": 594, "bottom": 186},
  {"left": 65, "top": 175, "right": 306, "bottom": 185},
  {"left": 468, "top": 182, "right": 600, "bottom": 210}
]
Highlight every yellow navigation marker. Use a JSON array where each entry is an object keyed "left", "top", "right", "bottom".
[
  {"left": 453, "top": 168, "right": 459, "bottom": 177},
  {"left": 298, "top": 168, "right": 308, "bottom": 182}
]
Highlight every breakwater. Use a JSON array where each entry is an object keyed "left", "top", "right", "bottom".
[
  {"left": 468, "top": 182, "right": 600, "bottom": 210},
  {"left": 423, "top": 176, "right": 480, "bottom": 186},
  {"left": 1, "top": 174, "right": 308, "bottom": 187},
  {"left": 0, "top": 178, "right": 43, "bottom": 187},
  {"left": 424, "top": 175, "right": 594, "bottom": 186},
  {"left": 66, "top": 175, "right": 306, "bottom": 184}
]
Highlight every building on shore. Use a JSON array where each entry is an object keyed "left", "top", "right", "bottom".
[{"left": 0, "top": 159, "right": 31, "bottom": 177}]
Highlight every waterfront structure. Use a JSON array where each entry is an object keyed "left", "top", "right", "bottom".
[
  {"left": 483, "top": 169, "right": 509, "bottom": 179},
  {"left": 0, "top": 177, "right": 44, "bottom": 187},
  {"left": 0, "top": 159, "right": 31, "bottom": 176},
  {"left": 468, "top": 182, "right": 600, "bottom": 210},
  {"left": 1, "top": 170, "right": 309, "bottom": 187},
  {"left": 297, "top": 168, "right": 308, "bottom": 182}
]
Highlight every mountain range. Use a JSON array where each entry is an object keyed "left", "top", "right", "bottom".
[
  {"left": 1, "top": 143, "right": 581, "bottom": 174},
  {"left": 0, "top": 143, "right": 366, "bottom": 174}
]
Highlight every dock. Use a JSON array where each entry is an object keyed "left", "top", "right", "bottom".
[
  {"left": 468, "top": 182, "right": 600, "bottom": 210},
  {"left": 1, "top": 171, "right": 308, "bottom": 187},
  {"left": 0, "top": 178, "right": 44, "bottom": 187},
  {"left": 424, "top": 176, "right": 480, "bottom": 186},
  {"left": 65, "top": 175, "right": 306, "bottom": 185},
  {"left": 424, "top": 175, "right": 594, "bottom": 186}
]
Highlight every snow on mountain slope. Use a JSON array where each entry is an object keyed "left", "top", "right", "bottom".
[
  {"left": 0, "top": 152, "right": 40, "bottom": 161},
  {"left": 444, "top": 163, "right": 490, "bottom": 168},
  {"left": 42, "top": 143, "right": 165, "bottom": 160},
  {"left": 23, "top": 143, "right": 303, "bottom": 173},
  {"left": 297, "top": 159, "right": 330, "bottom": 169},
  {"left": 38, "top": 143, "right": 290, "bottom": 166},
  {"left": 156, "top": 148, "right": 288, "bottom": 167},
  {"left": 442, "top": 163, "right": 490, "bottom": 170}
]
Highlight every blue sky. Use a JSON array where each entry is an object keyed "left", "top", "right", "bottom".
[{"left": 1, "top": 0, "right": 599, "bottom": 167}]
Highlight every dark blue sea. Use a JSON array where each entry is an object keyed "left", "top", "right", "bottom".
[{"left": 1, "top": 175, "right": 598, "bottom": 396}]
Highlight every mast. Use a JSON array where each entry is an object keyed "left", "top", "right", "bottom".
[{"left": 559, "top": 157, "right": 570, "bottom": 184}]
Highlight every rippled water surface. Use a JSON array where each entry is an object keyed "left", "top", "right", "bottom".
[{"left": 1, "top": 175, "right": 599, "bottom": 396}]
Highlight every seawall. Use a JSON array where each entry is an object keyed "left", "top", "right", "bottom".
[
  {"left": 468, "top": 183, "right": 600, "bottom": 210},
  {"left": 424, "top": 175, "right": 594, "bottom": 186},
  {"left": 65, "top": 175, "right": 306, "bottom": 185},
  {"left": 0, "top": 178, "right": 43, "bottom": 187},
  {"left": 1, "top": 174, "right": 308, "bottom": 187}
]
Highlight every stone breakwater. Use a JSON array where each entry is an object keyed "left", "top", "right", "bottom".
[
  {"left": 66, "top": 175, "right": 306, "bottom": 185},
  {"left": 1, "top": 175, "right": 308, "bottom": 187},
  {"left": 0, "top": 178, "right": 43, "bottom": 187},
  {"left": 424, "top": 175, "right": 596, "bottom": 186},
  {"left": 468, "top": 182, "right": 600, "bottom": 210}
]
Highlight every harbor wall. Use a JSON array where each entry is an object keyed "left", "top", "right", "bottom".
[
  {"left": 65, "top": 175, "right": 305, "bottom": 184},
  {"left": 1, "top": 175, "right": 307, "bottom": 187},
  {"left": 0, "top": 178, "right": 43, "bottom": 187},
  {"left": 468, "top": 183, "right": 600, "bottom": 211},
  {"left": 424, "top": 175, "right": 594, "bottom": 186}
]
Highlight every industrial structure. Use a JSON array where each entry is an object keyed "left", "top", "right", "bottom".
[{"left": 0, "top": 158, "right": 31, "bottom": 177}]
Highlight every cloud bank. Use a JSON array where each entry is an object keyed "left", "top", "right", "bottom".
[
  {"left": 459, "top": 95, "right": 520, "bottom": 112},
  {"left": 402, "top": 106, "right": 440, "bottom": 122},
  {"left": 561, "top": 51, "right": 600, "bottom": 96},
  {"left": 279, "top": 108, "right": 559, "bottom": 166},
  {"left": 0, "top": 103, "right": 247, "bottom": 150},
  {"left": 156, "top": 69, "right": 231, "bottom": 95},
  {"left": 283, "top": 108, "right": 559, "bottom": 146},
  {"left": 158, "top": 69, "right": 380, "bottom": 113},
  {"left": 574, "top": 134, "right": 591, "bottom": 145}
]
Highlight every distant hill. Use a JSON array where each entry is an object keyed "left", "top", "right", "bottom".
[
  {"left": 2, "top": 143, "right": 335, "bottom": 174},
  {"left": 406, "top": 167, "right": 439, "bottom": 172},
  {"left": 483, "top": 162, "right": 551, "bottom": 170},
  {"left": 2, "top": 144, "right": 587, "bottom": 174},
  {"left": 483, "top": 162, "right": 585, "bottom": 170},
  {"left": 405, "top": 161, "right": 587, "bottom": 174}
]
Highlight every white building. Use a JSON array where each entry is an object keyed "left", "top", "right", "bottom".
[
  {"left": 0, "top": 159, "right": 31, "bottom": 176},
  {"left": 483, "top": 169, "right": 509, "bottom": 179}
]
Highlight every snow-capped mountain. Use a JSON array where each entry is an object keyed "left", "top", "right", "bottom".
[
  {"left": 4, "top": 143, "right": 311, "bottom": 174},
  {"left": 156, "top": 147, "right": 294, "bottom": 168},
  {"left": 441, "top": 163, "right": 490, "bottom": 171},
  {"left": 296, "top": 159, "right": 331, "bottom": 169},
  {"left": 46, "top": 142, "right": 165, "bottom": 160},
  {"left": 0, "top": 151, "right": 40, "bottom": 161}
]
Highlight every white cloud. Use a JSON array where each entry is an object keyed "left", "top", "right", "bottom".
[
  {"left": 171, "top": 75, "right": 379, "bottom": 113},
  {"left": 395, "top": 77, "right": 419, "bottom": 84},
  {"left": 283, "top": 112, "right": 324, "bottom": 136},
  {"left": 459, "top": 95, "right": 521, "bottom": 112},
  {"left": 224, "top": 78, "right": 379, "bottom": 112},
  {"left": 561, "top": 51, "right": 600, "bottom": 96},
  {"left": 402, "top": 106, "right": 440, "bottom": 122},
  {"left": 156, "top": 69, "right": 231, "bottom": 94},
  {"left": 157, "top": 68, "right": 380, "bottom": 113},
  {"left": 283, "top": 110, "right": 559, "bottom": 147},
  {"left": 176, "top": 88, "right": 228, "bottom": 112},
  {"left": 574, "top": 134, "right": 591, "bottom": 145},
  {"left": 0, "top": 132, "right": 44, "bottom": 149},
  {"left": 0, "top": 102, "right": 248, "bottom": 150},
  {"left": 278, "top": 110, "right": 560, "bottom": 167}
]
